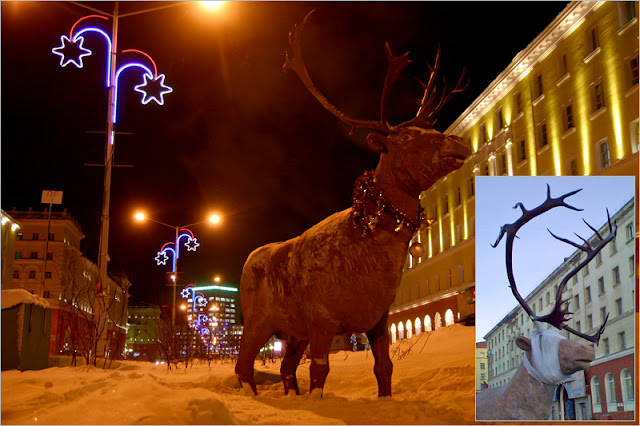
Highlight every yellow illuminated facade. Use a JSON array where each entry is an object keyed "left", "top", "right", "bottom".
[{"left": 389, "top": 1, "right": 639, "bottom": 338}]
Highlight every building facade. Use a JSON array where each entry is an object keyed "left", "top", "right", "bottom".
[
  {"left": 1, "top": 210, "right": 22, "bottom": 290},
  {"left": 476, "top": 341, "right": 488, "bottom": 393},
  {"left": 8, "top": 208, "right": 131, "bottom": 359},
  {"left": 483, "top": 198, "right": 635, "bottom": 420},
  {"left": 390, "top": 1, "right": 638, "bottom": 346},
  {"left": 180, "top": 283, "right": 241, "bottom": 357},
  {"left": 126, "top": 305, "right": 161, "bottom": 362}
]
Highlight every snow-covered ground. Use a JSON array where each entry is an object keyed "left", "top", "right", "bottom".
[{"left": 1, "top": 324, "right": 474, "bottom": 425}]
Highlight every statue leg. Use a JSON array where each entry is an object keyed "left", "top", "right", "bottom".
[
  {"left": 235, "top": 323, "right": 273, "bottom": 395},
  {"left": 366, "top": 311, "right": 393, "bottom": 397},
  {"left": 308, "top": 329, "right": 336, "bottom": 397},
  {"left": 280, "top": 337, "right": 308, "bottom": 395}
]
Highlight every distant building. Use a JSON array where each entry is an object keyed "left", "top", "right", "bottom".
[
  {"left": 126, "top": 305, "right": 161, "bottom": 362},
  {"left": 1, "top": 210, "right": 22, "bottom": 290},
  {"left": 8, "top": 207, "right": 131, "bottom": 359},
  {"left": 391, "top": 1, "right": 638, "bottom": 350},
  {"left": 483, "top": 198, "right": 635, "bottom": 420},
  {"left": 475, "top": 341, "right": 488, "bottom": 393},
  {"left": 180, "top": 283, "right": 241, "bottom": 357}
]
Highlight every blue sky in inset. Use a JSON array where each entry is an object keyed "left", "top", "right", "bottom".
[{"left": 475, "top": 176, "right": 635, "bottom": 342}]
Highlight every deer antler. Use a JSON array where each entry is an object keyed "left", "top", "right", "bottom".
[
  {"left": 492, "top": 184, "right": 617, "bottom": 344},
  {"left": 283, "top": 10, "right": 391, "bottom": 135},
  {"left": 284, "top": 11, "right": 468, "bottom": 134}
]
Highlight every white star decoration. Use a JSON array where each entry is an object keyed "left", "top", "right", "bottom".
[
  {"left": 185, "top": 237, "right": 200, "bottom": 252},
  {"left": 52, "top": 35, "right": 92, "bottom": 68},
  {"left": 155, "top": 251, "right": 169, "bottom": 265},
  {"left": 134, "top": 73, "right": 173, "bottom": 105},
  {"left": 180, "top": 288, "right": 190, "bottom": 299}
]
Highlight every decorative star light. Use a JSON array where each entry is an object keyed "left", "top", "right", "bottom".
[
  {"left": 52, "top": 35, "right": 92, "bottom": 68},
  {"left": 155, "top": 251, "right": 169, "bottom": 266},
  {"left": 134, "top": 73, "right": 173, "bottom": 105},
  {"left": 185, "top": 237, "right": 200, "bottom": 252},
  {"left": 196, "top": 297, "right": 207, "bottom": 308},
  {"left": 180, "top": 288, "right": 191, "bottom": 299}
]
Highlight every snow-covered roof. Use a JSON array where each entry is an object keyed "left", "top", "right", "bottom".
[{"left": 1, "top": 289, "right": 51, "bottom": 310}]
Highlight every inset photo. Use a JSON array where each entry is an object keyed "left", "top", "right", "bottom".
[{"left": 474, "top": 176, "right": 635, "bottom": 421}]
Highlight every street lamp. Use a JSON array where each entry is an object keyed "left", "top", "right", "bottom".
[
  {"left": 134, "top": 211, "right": 222, "bottom": 327},
  {"left": 52, "top": 1, "right": 223, "bottom": 299}
]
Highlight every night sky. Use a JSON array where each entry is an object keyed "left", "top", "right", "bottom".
[{"left": 1, "top": 1, "right": 569, "bottom": 305}]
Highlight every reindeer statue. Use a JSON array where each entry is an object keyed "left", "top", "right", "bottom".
[
  {"left": 235, "top": 11, "right": 470, "bottom": 397},
  {"left": 476, "top": 185, "right": 617, "bottom": 420}
]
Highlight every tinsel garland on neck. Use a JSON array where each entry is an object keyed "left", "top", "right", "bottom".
[{"left": 352, "top": 170, "right": 426, "bottom": 237}]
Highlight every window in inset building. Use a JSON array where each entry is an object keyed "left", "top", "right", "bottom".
[
  {"left": 495, "top": 107, "right": 504, "bottom": 132},
  {"left": 587, "top": 25, "right": 599, "bottom": 55},
  {"left": 564, "top": 103, "right": 574, "bottom": 131},
  {"left": 519, "top": 139, "right": 526, "bottom": 162},
  {"left": 592, "top": 82, "right": 606, "bottom": 113},
  {"left": 534, "top": 73, "right": 544, "bottom": 99},
  {"left": 618, "top": 1, "right": 637, "bottom": 27},
  {"left": 538, "top": 123, "right": 548, "bottom": 150},
  {"left": 513, "top": 91, "right": 522, "bottom": 117},
  {"left": 596, "top": 138, "right": 610, "bottom": 170}
]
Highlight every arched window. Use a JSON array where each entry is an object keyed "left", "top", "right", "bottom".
[
  {"left": 406, "top": 320, "right": 413, "bottom": 339},
  {"left": 398, "top": 321, "right": 405, "bottom": 340},
  {"left": 621, "top": 369, "right": 634, "bottom": 411},
  {"left": 28, "top": 270, "right": 36, "bottom": 279},
  {"left": 434, "top": 312, "right": 442, "bottom": 330},
  {"left": 13, "top": 270, "right": 19, "bottom": 279},
  {"left": 445, "top": 309, "right": 455, "bottom": 326},
  {"left": 390, "top": 323, "right": 397, "bottom": 344},
  {"left": 605, "top": 372, "right": 617, "bottom": 411},
  {"left": 424, "top": 315, "right": 432, "bottom": 332},
  {"left": 414, "top": 317, "right": 422, "bottom": 336}
]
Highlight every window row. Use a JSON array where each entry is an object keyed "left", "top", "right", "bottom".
[
  {"left": 13, "top": 269, "right": 52, "bottom": 280},
  {"left": 389, "top": 309, "right": 456, "bottom": 343},
  {"left": 591, "top": 369, "right": 634, "bottom": 414}
]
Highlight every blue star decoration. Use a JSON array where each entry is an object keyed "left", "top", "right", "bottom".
[
  {"left": 155, "top": 251, "right": 169, "bottom": 265},
  {"left": 185, "top": 237, "right": 200, "bottom": 252},
  {"left": 180, "top": 288, "right": 191, "bottom": 299},
  {"left": 52, "top": 35, "right": 92, "bottom": 68},
  {"left": 134, "top": 73, "right": 173, "bottom": 105}
]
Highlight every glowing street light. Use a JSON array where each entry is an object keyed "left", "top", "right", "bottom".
[
  {"left": 134, "top": 211, "right": 222, "bottom": 327},
  {"left": 213, "top": 276, "right": 222, "bottom": 283},
  {"left": 200, "top": 1, "right": 225, "bottom": 11}
]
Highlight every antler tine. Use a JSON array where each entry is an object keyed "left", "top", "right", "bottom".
[
  {"left": 561, "top": 313, "right": 608, "bottom": 344},
  {"left": 492, "top": 185, "right": 585, "bottom": 325},
  {"left": 547, "top": 229, "right": 591, "bottom": 253},
  {"left": 380, "top": 42, "right": 412, "bottom": 125},
  {"left": 429, "top": 66, "right": 470, "bottom": 119},
  {"left": 283, "top": 10, "right": 391, "bottom": 135}
]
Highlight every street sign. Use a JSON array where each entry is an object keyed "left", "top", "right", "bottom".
[{"left": 41, "top": 190, "right": 63, "bottom": 204}]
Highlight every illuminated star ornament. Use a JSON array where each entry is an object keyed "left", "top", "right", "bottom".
[
  {"left": 155, "top": 251, "right": 169, "bottom": 266},
  {"left": 185, "top": 237, "right": 200, "bottom": 252},
  {"left": 180, "top": 288, "right": 191, "bottom": 299},
  {"left": 134, "top": 73, "right": 173, "bottom": 105},
  {"left": 52, "top": 35, "right": 92, "bottom": 68}
]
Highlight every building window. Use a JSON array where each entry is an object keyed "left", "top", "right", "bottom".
[
  {"left": 564, "top": 103, "right": 574, "bottom": 131},
  {"left": 583, "top": 264, "right": 589, "bottom": 277},
  {"left": 495, "top": 107, "right": 504, "bottom": 132},
  {"left": 468, "top": 176, "right": 475, "bottom": 197},
  {"left": 598, "top": 277, "right": 605, "bottom": 294},
  {"left": 497, "top": 152, "right": 506, "bottom": 175},
  {"left": 596, "top": 252, "right": 602, "bottom": 266},
  {"left": 619, "top": 331, "right": 626, "bottom": 350},
  {"left": 47, "top": 252, "right": 53, "bottom": 260},
  {"left": 538, "top": 123, "right": 548, "bottom": 149},
  {"left": 597, "top": 139, "right": 611, "bottom": 170},
  {"left": 569, "top": 158, "right": 579, "bottom": 176},
  {"left": 630, "top": 255, "right": 635, "bottom": 277},
  {"left": 603, "top": 338, "right": 610, "bottom": 355},
  {"left": 592, "top": 82, "right": 606, "bottom": 113},
  {"left": 587, "top": 314, "right": 593, "bottom": 330},
  {"left": 619, "top": 1, "right": 637, "bottom": 26},
  {"left": 610, "top": 236, "right": 618, "bottom": 254},
  {"left": 574, "top": 294, "right": 580, "bottom": 310},
  {"left": 621, "top": 369, "right": 634, "bottom": 405},
  {"left": 606, "top": 373, "right": 617, "bottom": 406},
  {"left": 32, "top": 232, "right": 39, "bottom": 240},
  {"left": 616, "top": 298, "right": 624, "bottom": 316},
  {"left": 30, "top": 252, "right": 38, "bottom": 259},
  {"left": 518, "top": 139, "right": 526, "bottom": 163},
  {"left": 483, "top": 163, "right": 489, "bottom": 176},
  {"left": 45, "top": 271, "right": 52, "bottom": 279},
  {"left": 458, "top": 264, "right": 465, "bottom": 284},
  {"left": 15, "top": 252, "right": 22, "bottom": 259},
  {"left": 43, "top": 290, "right": 50, "bottom": 298},
  {"left": 587, "top": 25, "right": 599, "bottom": 54},
  {"left": 600, "top": 307, "right": 607, "bottom": 323},
  {"left": 13, "top": 270, "right": 19, "bottom": 279},
  {"left": 443, "top": 194, "right": 449, "bottom": 215},
  {"left": 17, "top": 232, "right": 23, "bottom": 240},
  {"left": 48, "top": 233, "right": 54, "bottom": 241},
  {"left": 592, "top": 377, "right": 602, "bottom": 413},
  {"left": 446, "top": 269, "right": 452, "bottom": 288},
  {"left": 546, "top": 292, "right": 550, "bottom": 305},
  {"left": 575, "top": 320, "right": 581, "bottom": 332},
  {"left": 613, "top": 266, "right": 621, "bottom": 285},
  {"left": 630, "top": 57, "right": 639, "bottom": 88},
  {"left": 559, "top": 53, "right": 569, "bottom": 77},
  {"left": 626, "top": 223, "right": 634, "bottom": 241},
  {"left": 514, "top": 91, "right": 523, "bottom": 116},
  {"left": 534, "top": 73, "right": 544, "bottom": 99},
  {"left": 28, "top": 270, "right": 36, "bottom": 279},
  {"left": 479, "top": 122, "right": 487, "bottom": 146},
  {"left": 455, "top": 186, "right": 461, "bottom": 206}
]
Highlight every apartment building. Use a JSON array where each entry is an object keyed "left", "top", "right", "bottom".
[{"left": 390, "top": 2, "right": 638, "bottom": 344}]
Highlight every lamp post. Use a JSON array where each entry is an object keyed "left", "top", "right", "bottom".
[{"left": 135, "top": 212, "right": 221, "bottom": 327}]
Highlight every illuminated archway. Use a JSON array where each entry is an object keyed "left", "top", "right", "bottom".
[
  {"left": 415, "top": 317, "right": 422, "bottom": 335},
  {"left": 406, "top": 319, "right": 413, "bottom": 339},
  {"left": 445, "top": 309, "right": 455, "bottom": 327},
  {"left": 424, "top": 315, "right": 432, "bottom": 332},
  {"left": 390, "top": 323, "right": 397, "bottom": 344},
  {"left": 398, "top": 321, "right": 405, "bottom": 339},
  {"left": 434, "top": 312, "right": 442, "bottom": 330}
]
